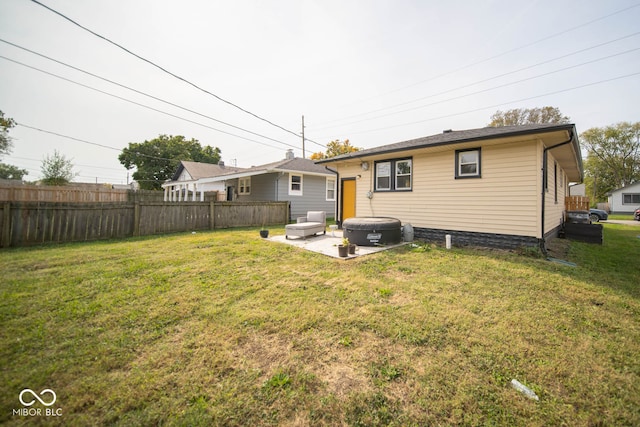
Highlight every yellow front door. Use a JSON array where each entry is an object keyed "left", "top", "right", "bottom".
[{"left": 342, "top": 179, "right": 356, "bottom": 221}]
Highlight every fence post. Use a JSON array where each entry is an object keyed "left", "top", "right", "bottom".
[
  {"left": 209, "top": 201, "right": 215, "bottom": 230},
  {"left": 2, "top": 202, "right": 10, "bottom": 248},
  {"left": 133, "top": 202, "right": 140, "bottom": 236}
]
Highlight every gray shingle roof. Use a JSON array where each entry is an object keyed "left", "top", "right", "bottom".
[
  {"left": 315, "top": 123, "right": 577, "bottom": 163},
  {"left": 171, "top": 161, "right": 246, "bottom": 181}
]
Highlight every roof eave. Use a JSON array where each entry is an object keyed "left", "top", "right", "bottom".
[{"left": 316, "top": 124, "right": 578, "bottom": 164}]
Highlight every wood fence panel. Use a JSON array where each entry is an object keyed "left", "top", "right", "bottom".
[
  {"left": 0, "top": 185, "right": 132, "bottom": 203},
  {"left": 2, "top": 203, "right": 134, "bottom": 247},
  {"left": 138, "top": 203, "right": 215, "bottom": 235},
  {"left": 0, "top": 201, "right": 288, "bottom": 248},
  {"left": 213, "top": 202, "right": 288, "bottom": 228},
  {"left": 565, "top": 196, "right": 590, "bottom": 211}
]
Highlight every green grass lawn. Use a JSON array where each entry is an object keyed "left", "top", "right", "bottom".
[{"left": 1, "top": 225, "right": 639, "bottom": 426}]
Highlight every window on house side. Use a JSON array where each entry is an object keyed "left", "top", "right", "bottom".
[
  {"left": 376, "top": 162, "right": 391, "bottom": 191},
  {"left": 239, "top": 177, "right": 251, "bottom": 195},
  {"left": 326, "top": 178, "right": 336, "bottom": 201},
  {"left": 374, "top": 158, "right": 412, "bottom": 192},
  {"left": 395, "top": 159, "right": 412, "bottom": 190},
  {"left": 455, "top": 149, "right": 481, "bottom": 178},
  {"left": 289, "top": 174, "right": 303, "bottom": 196},
  {"left": 623, "top": 193, "right": 640, "bottom": 204}
]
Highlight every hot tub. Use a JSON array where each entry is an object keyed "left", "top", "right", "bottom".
[{"left": 342, "top": 217, "right": 402, "bottom": 246}]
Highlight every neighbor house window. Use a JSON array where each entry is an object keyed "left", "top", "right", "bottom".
[
  {"left": 326, "top": 177, "right": 336, "bottom": 201},
  {"left": 622, "top": 193, "right": 640, "bottom": 204},
  {"left": 375, "top": 158, "right": 412, "bottom": 191},
  {"left": 289, "top": 173, "right": 303, "bottom": 196},
  {"left": 455, "top": 148, "right": 481, "bottom": 178},
  {"left": 239, "top": 177, "right": 251, "bottom": 195}
]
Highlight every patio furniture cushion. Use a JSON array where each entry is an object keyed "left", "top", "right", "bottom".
[{"left": 285, "top": 211, "right": 326, "bottom": 239}]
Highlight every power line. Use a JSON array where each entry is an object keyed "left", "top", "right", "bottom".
[
  {"left": 341, "top": 71, "right": 640, "bottom": 136},
  {"left": 311, "top": 31, "right": 640, "bottom": 130},
  {"left": 313, "top": 47, "right": 640, "bottom": 132},
  {"left": 0, "top": 38, "right": 301, "bottom": 150},
  {"left": 0, "top": 55, "right": 299, "bottom": 152},
  {"left": 15, "top": 122, "right": 178, "bottom": 162},
  {"left": 29, "top": 0, "right": 320, "bottom": 146},
  {"left": 318, "top": 2, "right": 640, "bottom": 118}
]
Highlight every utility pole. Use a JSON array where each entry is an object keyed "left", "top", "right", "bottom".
[{"left": 301, "top": 115, "right": 306, "bottom": 158}]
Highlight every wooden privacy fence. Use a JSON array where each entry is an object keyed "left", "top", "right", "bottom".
[
  {"left": 0, "top": 184, "right": 174, "bottom": 203},
  {"left": 565, "top": 196, "right": 590, "bottom": 211},
  {"left": 0, "top": 201, "right": 289, "bottom": 248}
]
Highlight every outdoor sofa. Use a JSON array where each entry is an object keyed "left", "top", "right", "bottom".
[{"left": 285, "top": 211, "right": 326, "bottom": 239}]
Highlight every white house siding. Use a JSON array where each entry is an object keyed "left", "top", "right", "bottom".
[
  {"left": 342, "top": 140, "right": 541, "bottom": 238},
  {"left": 608, "top": 181, "right": 640, "bottom": 213}
]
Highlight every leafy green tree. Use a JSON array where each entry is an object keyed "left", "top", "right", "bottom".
[
  {"left": 581, "top": 122, "right": 640, "bottom": 202},
  {"left": 1, "top": 110, "right": 16, "bottom": 156},
  {"left": 0, "top": 163, "right": 28, "bottom": 180},
  {"left": 488, "top": 107, "right": 570, "bottom": 127},
  {"left": 41, "top": 150, "right": 77, "bottom": 186},
  {"left": 0, "top": 110, "right": 29, "bottom": 180},
  {"left": 310, "top": 139, "right": 360, "bottom": 160},
  {"left": 119, "top": 134, "right": 221, "bottom": 190}
]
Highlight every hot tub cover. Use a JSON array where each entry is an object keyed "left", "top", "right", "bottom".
[
  {"left": 342, "top": 217, "right": 402, "bottom": 246},
  {"left": 342, "top": 217, "right": 401, "bottom": 230}
]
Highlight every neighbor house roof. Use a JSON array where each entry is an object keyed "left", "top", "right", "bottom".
[
  {"left": 607, "top": 181, "right": 640, "bottom": 195},
  {"left": 316, "top": 123, "right": 583, "bottom": 181},
  {"left": 170, "top": 160, "right": 246, "bottom": 181},
  {"left": 198, "top": 157, "right": 336, "bottom": 183}
]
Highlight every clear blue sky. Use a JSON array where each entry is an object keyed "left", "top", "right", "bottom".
[{"left": 1, "top": 0, "right": 639, "bottom": 184}]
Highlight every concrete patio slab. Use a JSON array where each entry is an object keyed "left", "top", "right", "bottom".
[{"left": 269, "top": 230, "right": 407, "bottom": 259}]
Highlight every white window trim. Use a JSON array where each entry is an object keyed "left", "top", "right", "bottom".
[
  {"left": 395, "top": 159, "right": 412, "bottom": 190},
  {"left": 375, "top": 161, "right": 392, "bottom": 191},
  {"left": 289, "top": 173, "right": 303, "bottom": 196},
  {"left": 456, "top": 148, "right": 481, "bottom": 178},
  {"left": 238, "top": 177, "right": 251, "bottom": 195},
  {"left": 326, "top": 177, "right": 336, "bottom": 201}
]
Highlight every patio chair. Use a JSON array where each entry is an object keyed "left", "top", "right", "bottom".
[{"left": 285, "top": 211, "right": 326, "bottom": 239}]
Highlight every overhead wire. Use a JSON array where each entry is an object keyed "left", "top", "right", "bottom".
[
  {"left": 317, "top": 2, "right": 640, "bottom": 118},
  {"left": 0, "top": 55, "right": 300, "bottom": 152},
  {"left": 340, "top": 71, "right": 640, "bottom": 136},
  {"left": 311, "top": 31, "right": 640, "bottom": 130},
  {"left": 0, "top": 38, "right": 301, "bottom": 150},
  {"left": 313, "top": 46, "right": 640, "bottom": 132},
  {"left": 29, "top": 0, "right": 327, "bottom": 149}
]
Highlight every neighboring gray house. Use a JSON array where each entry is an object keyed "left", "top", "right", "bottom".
[
  {"left": 163, "top": 151, "right": 337, "bottom": 219},
  {"left": 607, "top": 181, "right": 640, "bottom": 214}
]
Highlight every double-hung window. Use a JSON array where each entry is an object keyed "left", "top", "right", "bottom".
[
  {"left": 455, "top": 148, "right": 481, "bottom": 178},
  {"left": 238, "top": 177, "right": 251, "bottom": 195},
  {"left": 326, "top": 177, "right": 336, "bottom": 201},
  {"left": 289, "top": 173, "right": 303, "bottom": 196},
  {"left": 375, "top": 158, "right": 412, "bottom": 191}
]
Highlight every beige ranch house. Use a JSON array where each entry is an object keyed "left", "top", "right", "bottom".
[{"left": 316, "top": 123, "right": 583, "bottom": 250}]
